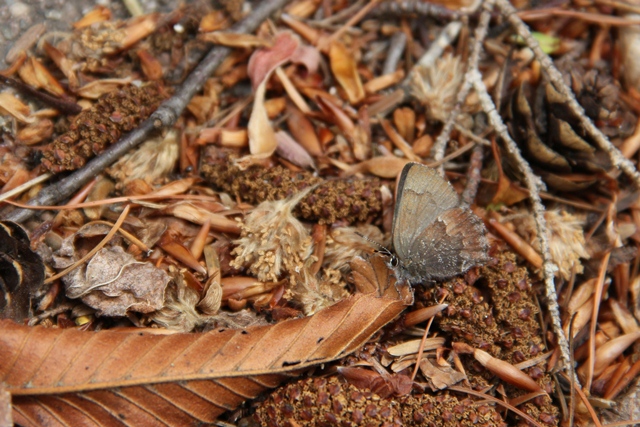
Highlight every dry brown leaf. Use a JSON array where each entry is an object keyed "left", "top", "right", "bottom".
[
  {"left": 491, "top": 174, "right": 529, "bottom": 206},
  {"left": 16, "top": 118, "right": 53, "bottom": 145},
  {"left": 160, "top": 202, "right": 240, "bottom": 234},
  {"left": 76, "top": 78, "right": 133, "bottom": 99},
  {"left": 198, "top": 10, "right": 230, "bottom": 33},
  {"left": 275, "top": 130, "right": 316, "bottom": 169},
  {"left": 419, "top": 358, "right": 467, "bottom": 391},
  {"left": 119, "top": 14, "right": 158, "bottom": 51},
  {"left": 43, "top": 42, "right": 79, "bottom": 90},
  {"left": 18, "top": 56, "right": 65, "bottom": 97},
  {"left": 343, "top": 156, "right": 410, "bottom": 178},
  {"left": 0, "top": 93, "right": 33, "bottom": 124},
  {"left": 55, "top": 235, "right": 170, "bottom": 317},
  {"left": 286, "top": 104, "right": 323, "bottom": 156},
  {"left": 247, "top": 72, "right": 278, "bottom": 156},
  {"left": 2, "top": 284, "right": 405, "bottom": 426},
  {"left": 137, "top": 49, "right": 163, "bottom": 81},
  {"left": 0, "top": 383, "right": 10, "bottom": 427},
  {"left": 329, "top": 40, "right": 365, "bottom": 104},
  {"left": 73, "top": 5, "right": 112, "bottom": 29}
]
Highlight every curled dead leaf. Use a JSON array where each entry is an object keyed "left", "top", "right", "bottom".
[{"left": 61, "top": 244, "right": 170, "bottom": 317}]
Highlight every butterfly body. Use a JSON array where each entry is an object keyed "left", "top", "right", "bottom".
[{"left": 391, "top": 163, "right": 488, "bottom": 283}]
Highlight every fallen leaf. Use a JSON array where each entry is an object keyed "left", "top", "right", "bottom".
[
  {"left": 0, "top": 92, "right": 33, "bottom": 124},
  {"left": 0, "top": 383, "right": 10, "bottom": 427},
  {"left": 343, "top": 156, "right": 410, "bottom": 178},
  {"left": 276, "top": 130, "right": 316, "bottom": 169},
  {"left": 419, "top": 358, "right": 466, "bottom": 391},
  {"left": 63, "top": 245, "right": 170, "bottom": 317},
  {"left": 2, "top": 286, "right": 405, "bottom": 426},
  {"left": 329, "top": 40, "right": 365, "bottom": 104},
  {"left": 76, "top": 78, "right": 133, "bottom": 99}
]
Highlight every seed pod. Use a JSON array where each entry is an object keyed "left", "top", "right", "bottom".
[{"left": 473, "top": 348, "right": 544, "bottom": 394}]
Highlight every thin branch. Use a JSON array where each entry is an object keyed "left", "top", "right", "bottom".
[
  {"left": 495, "top": 0, "right": 640, "bottom": 188},
  {"left": 2, "top": 0, "right": 293, "bottom": 224},
  {"left": 468, "top": 68, "right": 577, "bottom": 384},
  {"left": 460, "top": 144, "right": 484, "bottom": 208},
  {"left": 382, "top": 31, "right": 407, "bottom": 76}
]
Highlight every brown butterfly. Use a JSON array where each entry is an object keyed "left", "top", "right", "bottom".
[{"left": 391, "top": 162, "right": 488, "bottom": 283}]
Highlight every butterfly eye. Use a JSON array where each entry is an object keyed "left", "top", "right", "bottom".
[{"left": 389, "top": 256, "right": 399, "bottom": 268}]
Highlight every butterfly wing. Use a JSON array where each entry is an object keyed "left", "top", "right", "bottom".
[
  {"left": 392, "top": 163, "right": 459, "bottom": 264},
  {"left": 400, "top": 207, "right": 488, "bottom": 282}
]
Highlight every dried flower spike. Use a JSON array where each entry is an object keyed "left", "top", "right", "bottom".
[
  {"left": 41, "top": 83, "right": 166, "bottom": 173},
  {"left": 201, "top": 161, "right": 383, "bottom": 224}
]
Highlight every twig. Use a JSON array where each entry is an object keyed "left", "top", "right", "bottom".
[
  {"left": 382, "top": 31, "right": 407, "bottom": 76},
  {"left": 326, "top": 0, "right": 381, "bottom": 45},
  {"left": 460, "top": 144, "right": 483, "bottom": 207},
  {"left": 495, "top": 0, "right": 640, "bottom": 188},
  {"left": 468, "top": 68, "right": 576, "bottom": 383},
  {"left": 2, "top": 0, "right": 293, "bottom": 224},
  {"left": 432, "top": 2, "right": 492, "bottom": 166}
]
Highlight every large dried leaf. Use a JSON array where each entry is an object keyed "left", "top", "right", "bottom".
[{"left": 1, "top": 283, "right": 405, "bottom": 426}]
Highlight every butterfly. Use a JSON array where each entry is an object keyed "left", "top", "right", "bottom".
[{"left": 391, "top": 162, "right": 489, "bottom": 283}]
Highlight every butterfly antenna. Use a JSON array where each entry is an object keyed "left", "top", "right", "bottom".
[{"left": 355, "top": 232, "right": 393, "bottom": 257}]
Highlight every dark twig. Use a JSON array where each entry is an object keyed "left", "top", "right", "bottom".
[
  {"left": 460, "top": 144, "right": 484, "bottom": 208},
  {"left": 2, "top": 0, "right": 293, "bottom": 224},
  {"left": 0, "top": 75, "right": 82, "bottom": 115}
]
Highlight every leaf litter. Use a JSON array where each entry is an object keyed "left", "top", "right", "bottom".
[{"left": 1, "top": 0, "right": 640, "bottom": 426}]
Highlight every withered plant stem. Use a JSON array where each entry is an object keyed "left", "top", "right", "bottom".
[
  {"left": 469, "top": 67, "right": 576, "bottom": 384},
  {"left": 460, "top": 144, "right": 483, "bottom": 208},
  {"left": 3, "top": 0, "right": 293, "bottom": 224}
]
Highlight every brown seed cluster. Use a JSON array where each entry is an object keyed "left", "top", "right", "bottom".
[
  {"left": 253, "top": 376, "right": 507, "bottom": 427},
  {"left": 201, "top": 162, "right": 383, "bottom": 225},
  {"left": 424, "top": 251, "right": 559, "bottom": 426},
  {"left": 41, "top": 84, "right": 166, "bottom": 173}
]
